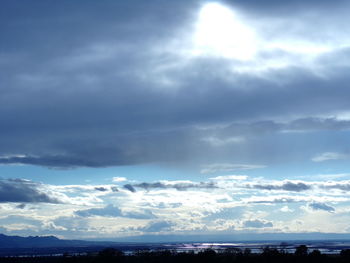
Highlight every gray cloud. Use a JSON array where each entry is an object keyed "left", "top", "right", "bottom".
[
  {"left": 111, "top": 186, "right": 119, "bottom": 192},
  {"left": 213, "top": 118, "right": 350, "bottom": 141},
  {"left": 243, "top": 219, "right": 273, "bottom": 228},
  {"left": 287, "top": 118, "right": 350, "bottom": 132},
  {"left": 204, "top": 207, "right": 245, "bottom": 221},
  {"left": 124, "top": 210, "right": 157, "bottom": 220},
  {"left": 223, "top": 0, "right": 349, "bottom": 13},
  {"left": 141, "top": 220, "right": 174, "bottom": 233},
  {"left": 16, "top": 204, "right": 26, "bottom": 209},
  {"left": 248, "top": 197, "right": 298, "bottom": 204},
  {"left": 251, "top": 182, "right": 311, "bottom": 192},
  {"left": 75, "top": 205, "right": 118, "bottom": 217},
  {"left": 0, "top": 179, "right": 60, "bottom": 203},
  {"left": 93, "top": 186, "right": 119, "bottom": 192},
  {"left": 75, "top": 204, "right": 156, "bottom": 219},
  {"left": 0, "top": 117, "right": 348, "bottom": 170},
  {"left": 322, "top": 183, "right": 350, "bottom": 191},
  {"left": 123, "top": 184, "right": 136, "bottom": 193},
  {"left": 0, "top": 155, "right": 116, "bottom": 169},
  {"left": 94, "top": 187, "right": 109, "bottom": 192},
  {"left": 308, "top": 202, "right": 335, "bottom": 213},
  {"left": 125, "top": 182, "right": 218, "bottom": 192}
]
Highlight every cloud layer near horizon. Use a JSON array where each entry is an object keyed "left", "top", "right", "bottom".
[{"left": 0, "top": 175, "right": 349, "bottom": 239}]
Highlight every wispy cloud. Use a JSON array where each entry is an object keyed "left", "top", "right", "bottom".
[
  {"left": 201, "top": 163, "right": 265, "bottom": 174},
  {"left": 312, "top": 152, "right": 349, "bottom": 162}
]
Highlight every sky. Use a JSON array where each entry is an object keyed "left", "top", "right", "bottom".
[{"left": 1, "top": 0, "right": 350, "bottom": 241}]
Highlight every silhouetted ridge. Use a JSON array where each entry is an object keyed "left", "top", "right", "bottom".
[{"left": 0, "top": 233, "right": 90, "bottom": 248}]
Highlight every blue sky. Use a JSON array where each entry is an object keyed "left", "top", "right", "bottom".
[{"left": 1, "top": 0, "right": 350, "bottom": 240}]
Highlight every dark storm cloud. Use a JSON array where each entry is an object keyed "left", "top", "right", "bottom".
[
  {"left": 221, "top": 0, "right": 350, "bottom": 19},
  {"left": 0, "top": 0, "right": 197, "bottom": 54},
  {"left": 220, "top": 118, "right": 350, "bottom": 137},
  {"left": 0, "top": 179, "right": 60, "bottom": 203},
  {"left": 1, "top": 0, "right": 350, "bottom": 168},
  {"left": 0, "top": 155, "right": 120, "bottom": 168},
  {"left": 287, "top": 118, "right": 350, "bottom": 131},
  {"left": 1, "top": 117, "right": 349, "bottom": 168}
]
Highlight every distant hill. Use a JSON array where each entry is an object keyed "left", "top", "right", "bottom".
[
  {"left": 0, "top": 233, "right": 166, "bottom": 256},
  {"left": 0, "top": 233, "right": 95, "bottom": 248}
]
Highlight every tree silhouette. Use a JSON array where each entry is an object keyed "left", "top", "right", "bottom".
[{"left": 295, "top": 245, "right": 308, "bottom": 257}]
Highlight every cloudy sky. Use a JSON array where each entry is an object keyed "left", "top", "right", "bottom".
[{"left": 1, "top": 0, "right": 350, "bottom": 240}]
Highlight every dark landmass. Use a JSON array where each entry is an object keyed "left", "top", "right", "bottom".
[
  {"left": 1, "top": 246, "right": 350, "bottom": 263},
  {"left": 0, "top": 234, "right": 87, "bottom": 248},
  {"left": 1, "top": 233, "right": 350, "bottom": 260},
  {"left": 0, "top": 234, "right": 116, "bottom": 256}
]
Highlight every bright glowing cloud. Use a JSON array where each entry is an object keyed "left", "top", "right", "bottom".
[{"left": 192, "top": 2, "right": 257, "bottom": 60}]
